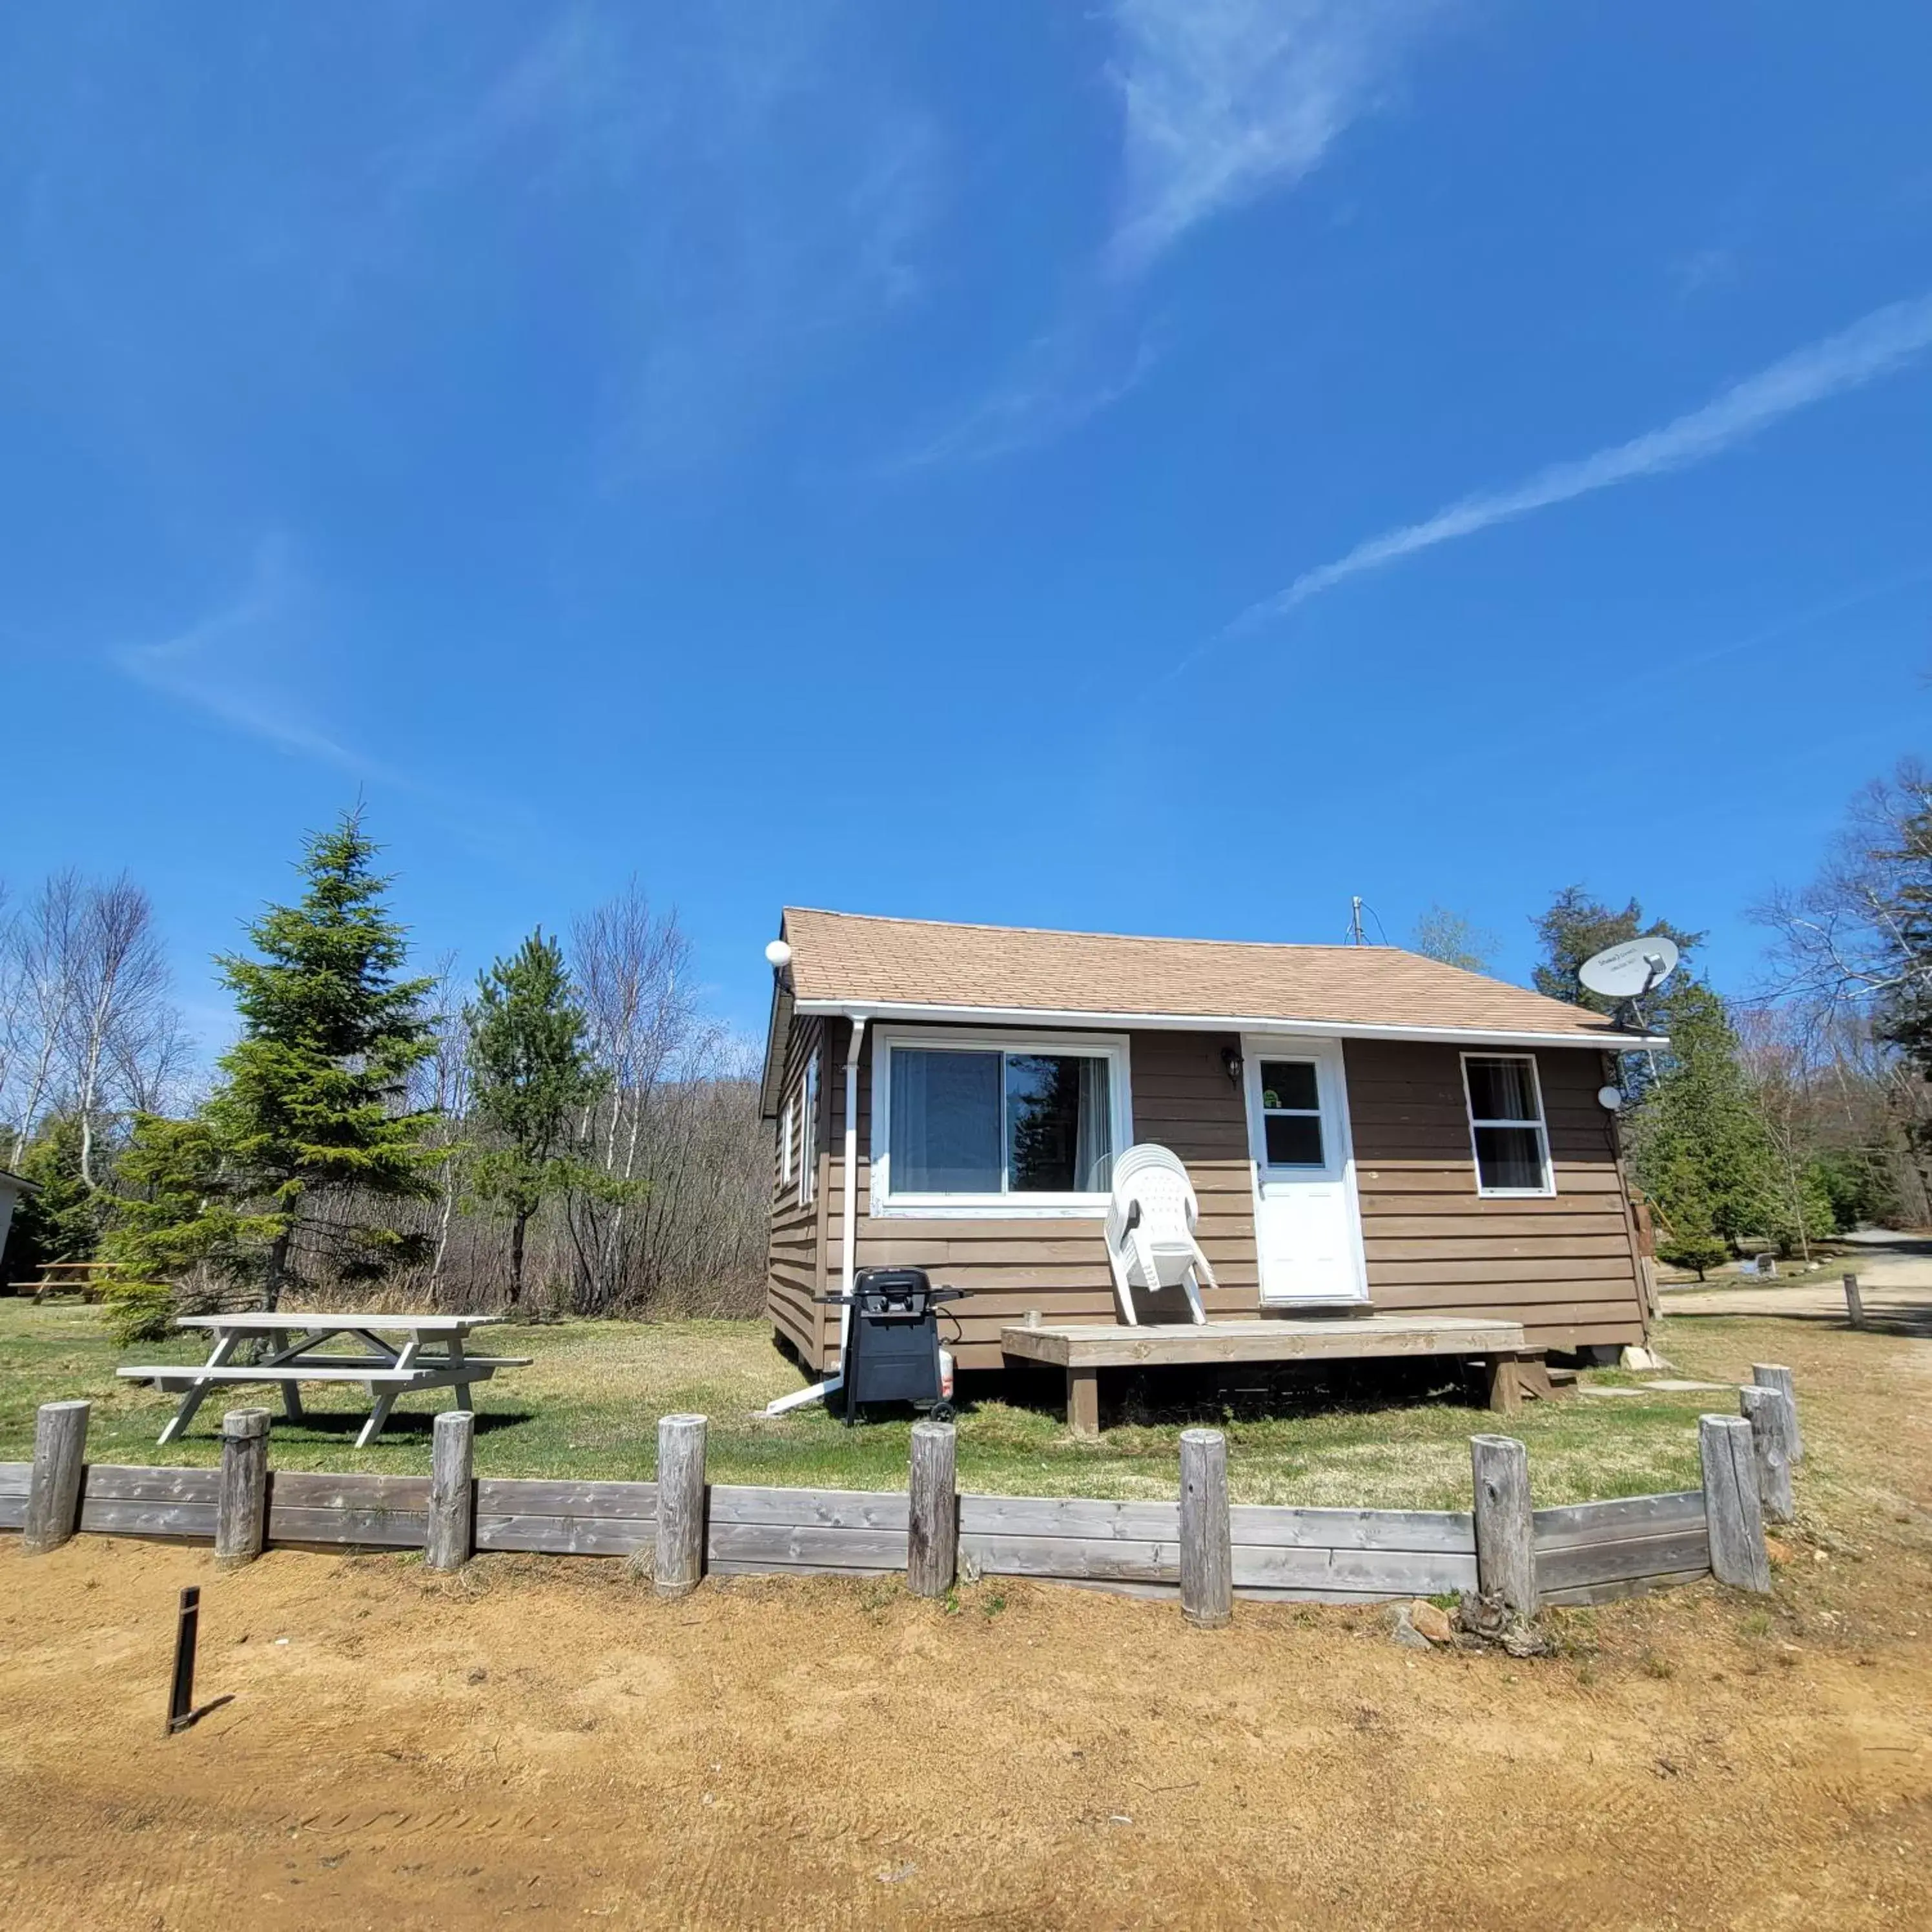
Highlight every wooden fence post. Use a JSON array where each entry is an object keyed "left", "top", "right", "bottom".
[
  {"left": 1178, "top": 1428, "right": 1232, "bottom": 1629},
  {"left": 654, "top": 1413, "right": 707, "bottom": 1599},
  {"left": 23, "top": 1400, "right": 89, "bottom": 1555},
  {"left": 214, "top": 1407, "right": 271, "bottom": 1565},
  {"left": 1750, "top": 1364, "right": 1803, "bottom": 1463},
  {"left": 1738, "top": 1386, "right": 1795, "bottom": 1524},
  {"left": 908, "top": 1419, "right": 957, "bottom": 1598},
  {"left": 1470, "top": 1434, "right": 1537, "bottom": 1619},
  {"left": 1700, "top": 1414, "right": 1771, "bottom": 1592},
  {"left": 1842, "top": 1273, "right": 1865, "bottom": 1330},
  {"left": 426, "top": 1409, "right": 475, "bottom": 1572}
]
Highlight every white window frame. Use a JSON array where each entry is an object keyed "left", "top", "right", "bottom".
[
  {"left": 868, "top": 1025, "right": 1133, "bottom": 1220},
  {"left": 1461, "top": 1051, "right": 1556, "bottom": 1199},
  {"left": 798, "top": 1051, "right": 819, "bottom": 1206},
  {"left": 779, "top": 1092, "right": 796, "bottom": 1191}
]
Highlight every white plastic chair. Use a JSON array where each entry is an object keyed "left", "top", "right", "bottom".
[{"left": 1104, "top": 1143, "right": 1217, "bottom": 1327}]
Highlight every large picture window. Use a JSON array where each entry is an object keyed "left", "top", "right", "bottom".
[
  {"left": 872, "top": 1029, "right": 1130, "bottom": 1215},
  {"left": 1462, "top": 1053, "right": 1554, "bottom": 1197}
]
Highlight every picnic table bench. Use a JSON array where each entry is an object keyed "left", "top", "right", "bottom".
[
  {"left": 118, "top": 1312, "right": 529, "bottom": 1448},
  {"left": 14, "top": 1260, "right": 113, "bottom": 1304}
]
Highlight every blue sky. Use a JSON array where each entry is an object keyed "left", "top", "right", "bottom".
[{"left": 5, "top": 3, "right": 1930, "bottom": 1048}]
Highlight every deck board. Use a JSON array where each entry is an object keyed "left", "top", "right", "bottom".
[{"left": 999, "top": 1313, "right": 1525, "bottom": 1370}]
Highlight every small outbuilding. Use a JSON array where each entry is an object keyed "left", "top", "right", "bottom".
[
  {"left": 759, "top": 909, "right": 1663, "bottom": 1424},
  {"left": 0, "top": 1168, "right": 37, "bottom": 1282}
]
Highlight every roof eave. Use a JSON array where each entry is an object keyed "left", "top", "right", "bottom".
[{"left": 788, "top": 996, "right": 1668, "bottom": 1053}]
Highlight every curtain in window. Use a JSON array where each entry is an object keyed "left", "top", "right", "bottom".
[
  {"left": 890, "top": 1048, "right": 1002, "bottom": 1192},
  {"left": 1075, "top": 1054, "right": 1113, "bottom": 1190},
  {"left": 1467, "top": 1056, "right": 1537, "bottom": 1121}
]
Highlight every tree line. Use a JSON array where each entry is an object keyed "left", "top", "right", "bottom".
[
  {"left": 2, "top": 816, "right": 766, "bottom": 1335},
  {"left": 1408, "top": 759, "right": 1932, "bottom": 1276}
]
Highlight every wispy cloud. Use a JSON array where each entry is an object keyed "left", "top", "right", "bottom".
[
  {"left": 1108, "top": 0, "right": 1444, "bottom": 273},
  {"left": 1228, "top": 293, "right": 1932, "bottom": 630},
  {"left": 885, "top": 322, "right": 1161, "bottom": 471},
  {"left": 114, "top": 539, "right": 406, "bottom": 783}
]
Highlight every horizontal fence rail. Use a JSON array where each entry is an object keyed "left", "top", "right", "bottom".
[{"left": 5, "top": 1375, "right": 1801, "bottom": 1619}]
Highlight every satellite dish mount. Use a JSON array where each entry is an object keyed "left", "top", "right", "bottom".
[{"left": 1577, "top": 935, "right": 1680, "bottom": 1045}]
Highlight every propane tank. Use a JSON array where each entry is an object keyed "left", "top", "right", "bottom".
[{"left": 938, "top": 1347, "right": 955, "bottom": 1402}]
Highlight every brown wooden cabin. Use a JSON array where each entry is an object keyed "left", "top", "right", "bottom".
[{"left": 759, "top": 909, "right": 1661, "bottom": 1381}]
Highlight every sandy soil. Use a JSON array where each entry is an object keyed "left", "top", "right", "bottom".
[{"left": 4, "top": 1307, "right": 1931, "bottom": 1928}]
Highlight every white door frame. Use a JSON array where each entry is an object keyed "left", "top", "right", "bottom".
[{"left": 1242, "top": 1034, "right": 1370, "bottom": 1305}]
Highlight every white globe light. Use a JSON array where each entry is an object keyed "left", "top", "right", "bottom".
[
  {"left": 764, "top": 939, "right": 793, "bottom": 969},
  {"left": 1596, "top": 1084, "right": 1623, "bottom": 1111}
]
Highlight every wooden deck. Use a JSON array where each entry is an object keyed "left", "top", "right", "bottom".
[{"left": 1001, "top": 1314, "right": 1531, "bottom": 1437}]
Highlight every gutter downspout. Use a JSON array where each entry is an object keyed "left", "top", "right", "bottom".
[{"left": 765, "top": 1011, "right": 867, "bottom": 1417}]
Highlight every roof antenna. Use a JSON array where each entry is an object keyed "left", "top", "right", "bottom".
[{"left": 1348, "top": 896, "right": 1367, "bottom": 946}]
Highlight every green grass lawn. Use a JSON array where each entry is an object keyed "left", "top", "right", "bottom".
[{"left": 0, "top": 1300, "right": 1720, "bottom": 1509}]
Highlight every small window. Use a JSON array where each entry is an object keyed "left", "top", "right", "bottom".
[
  {"left": 1258, "top": 1059, "right": 1325, "bottom": 1167},
  {"left": 1463, "top": 1054, "right": 1553, "bottom": 1197},
  {"left": 779, "top": 1093, "right": 795, "bottom": 1190},
  {"left": 798, "top": 1053, "right": 819, "bottom": 1205}
]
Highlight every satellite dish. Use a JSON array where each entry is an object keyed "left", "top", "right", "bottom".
[
  {"left": 1578, "top": 934, "right": 1679, "bottom": 1002},
  {"left": 764, "top": 939, "right": 793, "bottom": 971}
]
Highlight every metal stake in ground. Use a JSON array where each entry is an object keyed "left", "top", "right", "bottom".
[{"left": 167, "top": 1586, "right": 201, "bottom": 1735}]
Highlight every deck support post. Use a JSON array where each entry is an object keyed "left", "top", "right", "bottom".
[
  {"left": 214, "top": 1407, "right": 271, "bottom": 1565},
  {"left": 427, "top": 1409, "right": 476, "bottom": 1572},
  {"left": 1067, "top": 1366, "right": 1100, "bottom": 1439},
  {"left": 1750, "top": 1364, "right": 1803, "bottom": 1462},
  {"left": 1470, "top": 1434, "right": 1537, "bottom": 1620},
  {"left": 1483, "top": 1355, "right": 1523, "bottom": 1415},
  {"left": 1738, "top": 1386, "right": 1795, "bottom": 1525},
  {"left": 23, "top": 1400, "right": 90, "bottom": 1555},
  {"left": 1178, "top": 1428, "right": 1233, "bottom": 1629},
  {"left": 654, "top": 1413, "right": 708, "bottom": 1598},
  {"left": 1700, "top": 1413, "right": 1772, "bottom": 1592},
  {"left": 907, "top": 1420, "right": 958, "bottom": 1598}
]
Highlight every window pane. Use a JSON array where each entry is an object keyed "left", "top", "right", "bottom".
[
  {"left": 890, "top": 1049, "right": 1002, "bottom": 1192},
  {"left": 1264, "top": 1113, "right": 1325, "bottom": 1166},
  {"left": 1466, "top": 1056, "right": 1537, "bottom": 1122},
  {"left": 1007, "top": 1053, "right": 1113, "bottom": 1193},
  {"left": 1259, "top": 1061, "right": 1319, "bottom": 1111},
  {"left": 1475, "top": 1125, "right": 1545, "bottom": 1191}
]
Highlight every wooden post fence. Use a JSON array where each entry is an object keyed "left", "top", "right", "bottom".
[
  {"left": 1842, "top": 1273, "right": 1865, "bottom": 1330},
  {"left": 1178, "top": 1428, "right": 1233, "bottom": 1629},
  {"left": 908, "top": 1419, "right": 958, "bottom": 1598},
  {"left": 23, "top": 1399, "right": 89, "bottom": 1556},
  {"left": 1738, "top": 1386, "right": 1795, "bottom": 1524},
  {"left": 1751, "top": 1364, "right": 1803, "bottom": 1463},
  {"left": 427, "top": 1409, "right": 475, "bottom": 1572},
  {"left": 214, "top": 1407, "right": 271, "bottom": 1565},
  {"left": 655, "top": 1413, "right": 707, "bottom": 1599},
  {"left": 1470, "top": 1434, "right": 1536, "bottom": 1619},
  {"left": 1700, "top": 1414, "right": 1771, "bottom": 1592}
]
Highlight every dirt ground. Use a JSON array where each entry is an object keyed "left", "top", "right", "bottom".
[{"left": 5, "top": 1293, "right": 1932, "bottom": 1929}]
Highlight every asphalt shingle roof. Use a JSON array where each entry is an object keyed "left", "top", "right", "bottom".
[{"left": 780, "top": 907, "right": 1647, "bottom": 1045}]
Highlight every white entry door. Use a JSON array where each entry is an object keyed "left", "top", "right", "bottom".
[{"left": 1243, "top": 1036, "right": 1368, "bottom": 1305}]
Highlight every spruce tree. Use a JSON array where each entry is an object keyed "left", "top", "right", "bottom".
[
  {"left": 205, "top": 811, "right": 440, "bottom": 1308},
  {"left": 1628, "top": 983, "right": 1787, "bottom": 1266},
  {"left": 464, "top": 929, "right": 606, "bottom": 1307}
]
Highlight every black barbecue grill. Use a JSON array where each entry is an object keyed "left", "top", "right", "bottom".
[{"left": 815, "top": 1266, "right": 965, "bottom": 1424}]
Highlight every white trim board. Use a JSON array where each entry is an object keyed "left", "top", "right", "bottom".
[{"left": 794, "top": 998, "right": 1664, "bottom": 1053}]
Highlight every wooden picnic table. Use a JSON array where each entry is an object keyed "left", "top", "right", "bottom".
[{"left": 118, "top": 1312, "right": 529, "bottom": 1449}]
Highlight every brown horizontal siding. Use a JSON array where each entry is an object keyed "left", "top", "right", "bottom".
[
  {"left": 1346, "top": 1038, "right": 1644, "bottom": 1352},
  {"left": 776, "top": 1022, "right": 1648, "bottom": 1372},
  {"left": 765, "top": 1014, "right": 828, "bottom": 1366}
]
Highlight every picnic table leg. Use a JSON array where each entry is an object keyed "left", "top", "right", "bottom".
[
  {"left": 157, "top": 1331, "right": 241, "bottom": 1446},
  {"left": 354, "top": 1337, "right": 419, "bottom": 1449},
  {"left": 280, "top": 1381, "right": 305, "bottom": 1423},
  {"left": 447, "top": 1332, "right": 474, "bottom": 1412}
]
